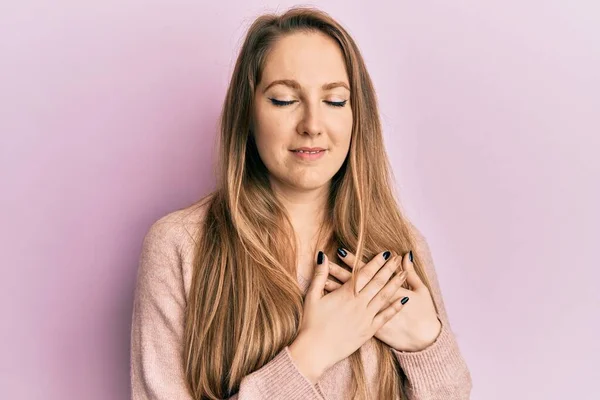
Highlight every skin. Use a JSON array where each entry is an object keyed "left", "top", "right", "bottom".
[
  {"left": 327, "top": 251, "right": 442, "bottom": 352},
  {"left": 251, "top": 31, "right": 442, "bottom": 382},
  {"left": 252, "top": 30, "right": 352, "bottom": 275}
]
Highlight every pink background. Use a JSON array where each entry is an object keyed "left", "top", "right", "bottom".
[{"left": 1, "top": 1, "right": 598, "bottom": 399}]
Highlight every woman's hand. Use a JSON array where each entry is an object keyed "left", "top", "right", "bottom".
[
  {"left": 326, "top": 249, "right": 442, "bottom": 352},
  {"left": 289, "top": 251, "right": 410, "bottom": 384}
]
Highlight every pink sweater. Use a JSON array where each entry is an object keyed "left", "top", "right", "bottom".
[{"left": 130, "top": 201, "right": 472, "bottom": 399}]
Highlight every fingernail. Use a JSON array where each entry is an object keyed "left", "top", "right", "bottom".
[
  {"left": 317, "top": 251, "right": 324, "bottom": 265},
  {"left": 383, "top": 250, "right": 391, "bottom": 260},
  {"left": 401, "top": 297, "right": 410, "bottom": 305},
  {"left": 409, "top": 250, "right": 413, "bottom": 262},
  {"left": 337, "top": 248, "right": 347, "bottom": 258}
]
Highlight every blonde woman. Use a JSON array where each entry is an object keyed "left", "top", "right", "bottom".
[{"left": 130, "top": 6, "right": 472, "bottom": 400}]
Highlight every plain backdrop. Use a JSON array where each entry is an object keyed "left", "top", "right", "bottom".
[{"left": 1, "top": 1, "right": 598, "bottom": 399}]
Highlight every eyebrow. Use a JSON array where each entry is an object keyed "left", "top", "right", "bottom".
[{"left": 262, "top": 79, "right": 350, "bottom": 93}]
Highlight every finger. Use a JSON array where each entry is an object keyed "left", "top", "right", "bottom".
[
  {"left": 383, "top": 282, "right": 413, "bottom": 306},
  {"left": 367, "top": 270, "right": 409, "bottom": 312},
  {"left": 372, "top": 296, "right": 409, "bottom": 330},
  {"left": 403, "top": 250, "right": 425, "bottom": 292},
  {"left": 328, "top": 260, "right": 352, "bottom": 283},
  {"left": 306, "top": 251, "right": 329, "bottom": 302},
  {"left": 336, "top": 247, "right": 365, "bottom": 271},
  {"left": 324, "top": 279, "right": 343, "bottom": 291},
  {"left": 345, "top": 250, "right": 394, "bottom": 292},
  {"left": 358, "top": 254, "right": 400, "bottom": 301}
]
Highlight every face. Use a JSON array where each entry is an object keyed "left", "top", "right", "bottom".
[{"left": 252, "top": 31, "right": 353, "bottom": 194}]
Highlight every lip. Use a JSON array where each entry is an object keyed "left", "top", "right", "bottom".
[
  {"left": 291, "top": 147, "right": 326, "bottom": 151},
  {"left": 290, "top": 148, "right": 327, "bottom": 161}
]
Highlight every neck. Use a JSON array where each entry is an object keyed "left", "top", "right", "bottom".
[{"left": 269, "top": 178, "right": 330, "bottom": 246}]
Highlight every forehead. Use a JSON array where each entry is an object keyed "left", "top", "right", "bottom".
[{"left": 261, "top": 31, "right": 349, "bottom": 87}]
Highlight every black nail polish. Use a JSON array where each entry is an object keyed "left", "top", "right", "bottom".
[
  {"left": 383, "top": 250, "right": 391, "bottom": 260},
  {"left": 317, "top": 251, "right": 324, "bottom": 265},
  {"left": 409, "top": 250, "right": 413, "bottom": 262},
  {"left": 401, "top": 297, "right": 410, "bottom": 305},
  {"left": 337, "top": 248, "right": 347, "bottom": 258}
]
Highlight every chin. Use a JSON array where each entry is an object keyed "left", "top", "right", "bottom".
[
  {"left": 293, "top": 178, "right": 332, "bottom": 190},
  {"left": 270, "top": 169, "right": 334, "bottom": 191}
]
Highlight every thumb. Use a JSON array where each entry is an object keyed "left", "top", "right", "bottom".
[{"left": 307, "top": 250, "right": 329, "bottom": 302}]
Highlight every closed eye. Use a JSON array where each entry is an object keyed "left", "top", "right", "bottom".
[
  {"left": 269, "top": 98, "right": 348, "bottom": 108},
  {"left": 326, "top": 100, "right": 347, "bottom": 108},
  {"left": 269, "top": 99, "right": 296, "bottom": 107}
]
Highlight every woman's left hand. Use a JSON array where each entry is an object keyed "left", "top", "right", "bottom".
[{"left": 326, "top": 249, "right": 442, "bottom": 352}]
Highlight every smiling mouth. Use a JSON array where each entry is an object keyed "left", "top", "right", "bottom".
[
  {"left": 289, "top": 149, "right": 327, "bottom": 161},
  {"left": 291, "top": 149, "right": 326, "bottom": 154}
]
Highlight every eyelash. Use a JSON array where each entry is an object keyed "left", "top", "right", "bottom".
[{"left": 269, "top": 99, "right": 348, "bottom": 108}]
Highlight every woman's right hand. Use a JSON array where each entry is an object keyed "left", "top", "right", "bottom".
[{"left": 288, "top": 250, "right": 409, "bottom": 384}]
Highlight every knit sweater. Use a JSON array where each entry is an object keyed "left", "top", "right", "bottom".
[{"left": 130, "top": 199, "right": 473, "bottom": 399}]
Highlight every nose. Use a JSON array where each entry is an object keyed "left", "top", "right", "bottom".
[{"left": 296, "top": 102, "right": 323, "bottom": 136}]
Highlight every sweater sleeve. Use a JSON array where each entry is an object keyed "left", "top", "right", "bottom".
[
  {"left": 392, "top": 226, "right": 473, "bottom": 400},
  {"left": 130, "top": 217, "right": 325, "bottom": 400}
]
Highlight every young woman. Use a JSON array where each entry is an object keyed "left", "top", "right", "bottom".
[{"left": 130, "top": 6, "right": 472, "bottom": 400}]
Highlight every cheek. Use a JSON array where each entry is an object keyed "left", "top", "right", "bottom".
[
  {"left": 254, "top": 133, "right": 282, "bottom": 166},
  {"left": 253, "top": 128, "right": 289, "bottom": 168},
  {"left": 253, "top": 109, "right": 280, "bottom": 150},
  {"left": 329, "top": 113, "right": 353, "bottom": 148}
]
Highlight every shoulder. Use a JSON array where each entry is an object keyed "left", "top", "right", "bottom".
[
  {"left": 406, "top": 220, "right": 432, "bottom": 256},
  {"left": 135, "top": 193, "right": 215, "bottom": 298},
  {"left": 141, "top": 193, "right": 215, "bottom": 263}
]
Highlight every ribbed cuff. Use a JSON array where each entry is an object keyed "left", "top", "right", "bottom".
[
  {"left": 392, "top": 321, "right": 469, "bottom": 396},
  {"left": 244, "top": 346, "right": 324, "bottom": 399}
]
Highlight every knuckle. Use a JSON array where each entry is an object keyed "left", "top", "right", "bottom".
[
  {"left": 373, "top": 275, "right": 387, "bottom": 286},
  {"left": 332, "top": 264, "right": 344, "bottom": 276},
  {"left": 380, "top": 291, "right": 392, "bottom": 302}
]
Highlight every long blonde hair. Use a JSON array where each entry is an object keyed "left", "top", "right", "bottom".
[{"left": 183, "top": 6, "right": 438, "bottom": 399}]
